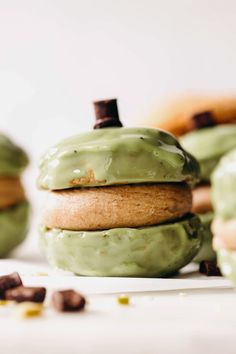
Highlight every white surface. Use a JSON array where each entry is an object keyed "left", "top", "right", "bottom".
[{"left": 1, "top": 247, "right": 236, "bottom": 354}]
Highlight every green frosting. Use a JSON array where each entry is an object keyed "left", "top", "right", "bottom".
[
  {"left": 38, "top": 128, "right": 199, "bottom": 190},
  {"left": 40, "top": 214, "right": 203, "bottom": 277},
  {"left": 212, "top": 149, "right": 236, "bottom": 220},
  {"left": 0, "top": 202, "right": 30, "bottom": 257},
  {"left": 180, "top": 125, "right": 236, "bottom": 181},
  {"left": 0, "top": 134, "right": 28, "bottom": 176},
  {"left": 217, "top": 249, "right": 236, "bottom": 286},
  {"left": 194, "top": 212, "right": 216, "bottom": 262}
]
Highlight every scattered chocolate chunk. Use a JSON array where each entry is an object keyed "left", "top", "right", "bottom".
[
  {"left": 52, "top": 290, "right": 86, "bottom": 312},
  {"left": 93, "top": 98, "right": 123, "bottom": 129},
  {"left": 0, "top": 272, "right": 22, "bottom": 299},
  {"left": 199, "top": 260, "right": 222, "bottom": 276},
  {"left": 5, "top": 286, "right": 46, "bottom": 303},
  {"left": 188, "top": 111, "right": 216, "bottom": 130}
]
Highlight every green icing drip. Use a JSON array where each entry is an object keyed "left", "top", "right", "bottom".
[
  {"left": 212, "top": 149, "right": 236, "bottom": 220},
  {"left": 194, "top": 212, "right": 215, "bottom": 262},
  {"left": 0, "top": 202, "right": 30, "bottom": 257},
  {"left": 38, "top": 127, "right": 199, "bottom": 190},
  {"left": 180, "top": 125, "right": 236, "bottom": 181},
  {"left": 40, "top": 214, "right": 203, "bottom": 277},
  {"left": 0, "top": 134, "right": 28, "bottom": 176}
]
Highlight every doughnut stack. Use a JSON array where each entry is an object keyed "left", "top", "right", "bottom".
[
  {"left": 0, "top": 133, "right": 29, "bottom": 256},
  {"left": 147, "top": 95, "right": 236, "bottom": 262},
  {"left": 38, "top": 99, "right": 203, "bottom": 277}
]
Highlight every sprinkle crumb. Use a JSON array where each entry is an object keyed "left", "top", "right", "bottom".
[
  {"left": 15, "top": 302, "right": 43, "bottom": 319},
  {"left": 117, "top": 295, "right": 129, "bottom": 305},
  {"left": 179, "top": 292, "right": 187, "bottom": 296}
]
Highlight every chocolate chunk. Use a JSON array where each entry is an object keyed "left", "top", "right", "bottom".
[
  {"left": 52, "top": 290, "right": 86, "bottom": 312},
  {"left": 188, "top": 111, "right": 216, "bottom": 130},
  {"left": 5, "top": 286, "right": 46, "bottom": 303},
  {"left": 199, "top": 260, "right": 222, "bottom": 276},
  {"left": 0, "top": 272, "right": 22, "bottom": 299},
  {"left": 93, "top": 99, "right": 123, "bottom": 129}
]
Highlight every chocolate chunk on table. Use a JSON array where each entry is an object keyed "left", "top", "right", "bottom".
[
  {"left": 52, "top": 290, "right": 86, "bottom": 312},
  {"left": 5, "top": 286, "right": 46, "bottom": 303},
  {"left": 199, "top": 260, "right": 222, "bottom": 276},
  {"left": 188, "top": 111, "right": 216, "bottom": 130},
  {"left": 0, "top": 272, "right": 22, "bottom": 299},
  {"left": 93, "top": 98, "right": 123, "bottom": 129}
]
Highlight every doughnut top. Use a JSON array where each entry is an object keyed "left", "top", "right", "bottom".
[
  {"left": 180, "top": 124, "right": 236, "bottom": 181},
  {"left": 38, "top": 127, "right": 199, "bottom": 190},
  {"left": 0, "top": 133, "right": 28, "bottom": 176},
  {"left": 212, "top": 149, "right": 236, "bottom": 220}
]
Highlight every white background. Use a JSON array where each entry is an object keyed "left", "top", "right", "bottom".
[{"left": 0, "top": 0, "right": 236, "bottom": 233}]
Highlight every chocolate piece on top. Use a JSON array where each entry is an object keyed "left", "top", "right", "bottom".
[
  {"left": 52, "top": 290, "right": 86, "bottom": 312},
  {"left": 199, "top": 260, "right": 222, "bottom": 276},
  {"left": 93, "top": 99, "right": 123, "bottom": 129},
  {"left": 188, "top": 111, "right": 216, "bottom": 130},
  {"left": 0, "top": 272, "right": 22, "bottom": 299},
  {"left": 5, "top": 286, "right": 46, "bottom": 303}
]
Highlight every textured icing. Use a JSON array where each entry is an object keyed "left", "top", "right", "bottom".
[
  {"left": 0, "top": 134, "right": 28, "bottom": 176},
  {"left": 38, "top": 127, "right": 199, "bottom": 190},
  {"left": 212, "top": 149, "right": 236, "bottom": 220},
  {"left": 40, "top": 214, "right": 203, "bottom": 277},
  {"left": 180, "top": 125, "right": 236, "bottom": 181},
  {"left": 194, "top": 212, "right": 215, "bottom": 262},
  {"left": 0, "top": 202, "right": 29, "bottom": 257}
]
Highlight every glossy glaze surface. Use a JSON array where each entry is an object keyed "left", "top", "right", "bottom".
[{"left": 38, "top": 128, "right": 199, "bottom": 190}]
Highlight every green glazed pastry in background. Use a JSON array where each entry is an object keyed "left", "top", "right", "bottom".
[
  {"left": 0, "top": 133, "right": 29, "bottom": 257},
  {"left": 212, "top": 149, "right": 236, "bottom": 285},
  {"left": 180, "top": 125, "right": 236, "bottom": 181},
  {"left": 39, "top": 99, "right": 203, "bottom": 277}
]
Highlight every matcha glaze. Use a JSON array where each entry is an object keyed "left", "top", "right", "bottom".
[
  {"left": 40, "top": 214, "right": 203, "bottom": 277},
  {"left": 38, "top": 128, "right": 199, "bottom": 190}
]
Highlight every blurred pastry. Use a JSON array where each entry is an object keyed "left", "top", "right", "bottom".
[
  {"left": 212, "top": 149, "right": 236, "bottom": 284},
  {"left": 0, "top": 134, "right": 29, "bottom": 256}
]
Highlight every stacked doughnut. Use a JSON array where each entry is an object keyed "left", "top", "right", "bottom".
[
  {"left": 38, "top": 101, "right": 203, "bottom": 277},
  {"left": 0, "top": 133, "right": 29, "bottom": 256},
  {"left": 147, "top": 95, "right": 236, "bottom": 262},
  {"left": 212, "top": 150, "right": 236, "bottom": 285}
]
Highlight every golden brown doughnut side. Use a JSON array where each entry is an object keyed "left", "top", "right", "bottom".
[
  {"left": 0, "top": 177, "right": 25, "bottom": 209},
  {"left": 42, "top": 183, "right": 192, "bottom": 231},
  {"left": 192, "top": 185, "right": 213, "bottom": 214},
  {"left": 150, "top": 95, "right": 236, "bottom": 136}
]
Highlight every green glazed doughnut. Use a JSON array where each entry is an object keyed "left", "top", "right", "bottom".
[
  {"left": 0, "top": 134, "right": 28, "bottom": 176},
  {"left": 0, "top": 202, "right": 30, "bottom": 257},
  {"left": 38, "top": 128, "right": 199, "bottom": 190},
  {"left": 180, "top": 125, "right": 236, "bottom": 181},
  {"left": 212, "top": 149, "right": 236, "bottom": 220},
  {"left": 194, "top": 212, "right": 215, "bottom": 262},
  {"left": 40, "top": 214, "right": 203, "bottom": 277}
]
